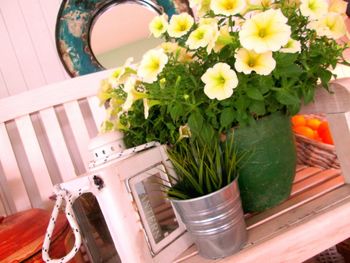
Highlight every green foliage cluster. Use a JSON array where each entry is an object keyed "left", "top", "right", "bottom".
[{"left": 120, "top": 1, "right": 348, "bottom": 147}]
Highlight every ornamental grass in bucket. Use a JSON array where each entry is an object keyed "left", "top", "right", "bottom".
[
  {"left": 165, "top": 135, "right": 248, "bottom": 259},
  {"left": 98, "top": 0, "right": 350, "bottom": 211}
]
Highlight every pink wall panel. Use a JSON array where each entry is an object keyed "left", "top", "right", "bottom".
[
  {"left": 0, "top": 70, "right": 9, "bottom": 98},
  {"left": 19, "top": 0, "right": 67, "bottom": 84},
  {"left": 0, "top": 0, "right": 46, "bottom": 91},
  {"left": 0, "top": 10, "right": 28, "bottom": 96}
]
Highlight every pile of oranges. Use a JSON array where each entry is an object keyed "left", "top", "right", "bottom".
[{"left": 291, "top": 115, "right": 334, "bottom": 145}]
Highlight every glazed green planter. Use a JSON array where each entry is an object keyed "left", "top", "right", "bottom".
[{"left": 234, "top": 112, "right": 297, "bottom": 212}]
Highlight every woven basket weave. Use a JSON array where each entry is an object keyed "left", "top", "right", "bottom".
[{"left": 294, "top": 114, "right": 340, "bottom": 170}]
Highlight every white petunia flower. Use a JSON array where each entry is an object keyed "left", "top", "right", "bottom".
[
  {"left": 211, "top": 0, "right": 246, "bottom": 16},
  {"left": 239, "top": 9, "right": 291, "bottom": 53},
  {"left": 234, "top": 48, "right": 276, "bottom": 75},
  {"left": 300, "top": 0, "right": 328, "bottom": 20},
  {"left": 201, "top": 62, "right": 238, "bottom": 100},
  {"left": 149, "top": 14, "right": 168, "bottom": 38},
  {"left": 280, "top": 38, "right": 302, "bottom": 53},
  {"left": 186, "top": 24, "right": 219, "bottom": 53},
  {"left": 167, "top": 13, "right": 194, "bottom": 38},
  {"left": 137, "top": 49, "right": 168, "bottom": 83},
  {"left": 308, "top": 12, "right": 347, "bottom": 39}
]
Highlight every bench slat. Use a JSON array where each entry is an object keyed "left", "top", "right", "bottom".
[
  {"left": 0, "top": 123, "right": 31, "bottom": 212},
  {"left": 63, "top": 101, "right": 91, "bottom": 170},
  {"left": 15, "top": 116, "right": 53, "bottom": 206},
  {"left": 39, "top": 108, "right": 76, "bottom": 182},
  {"left": 87, "top": 96, "right": 105, "bottom": 131}
]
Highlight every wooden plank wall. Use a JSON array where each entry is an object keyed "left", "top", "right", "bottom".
[{"left": 0, "top": 0, "right": 68, "bottom": 99}]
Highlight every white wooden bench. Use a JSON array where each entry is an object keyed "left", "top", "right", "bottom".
[{"left": 0, "top": 69, "right": 349, "bottom": 263}]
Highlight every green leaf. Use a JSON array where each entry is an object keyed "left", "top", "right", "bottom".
[
  {"left": 188, "top": 111, "right": 204, "bottom": 136},
  {"left": 319, "top": 68, "right": 332, "bottom": 88},
  {"left": 275, "top": 89, "right": 300, "bottom": 105},
  {"left": 220, "top": 107, "right": 235, "bottom": 128},
  {"left": 246, "top": 87, "right": 264, "bottom": 101},
  {"left": 249, "top": 101, "right": 266, "bottom": 115},
  {"left": 169, "top": 104, "right": 185, "bottom": 122}
]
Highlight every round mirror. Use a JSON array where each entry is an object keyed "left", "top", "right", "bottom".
[
  {"left": 90, "top": 2, "right": 163, "bottom": 69},
  {"left": 56, "top": 0, "right": 193, "bottom": 77}
]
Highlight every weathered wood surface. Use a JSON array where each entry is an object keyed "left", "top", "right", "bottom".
[{"left": 176, "top": 166, "right": 346, "bottom": 263}]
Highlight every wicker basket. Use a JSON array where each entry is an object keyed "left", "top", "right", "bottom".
[{"left": 294, "top": 114, "right": 340, "bottom": 170}]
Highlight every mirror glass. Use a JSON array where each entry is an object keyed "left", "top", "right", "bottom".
[
  {"left": 90, "top": 2, "right": 163, "bottom": 69},
  {"left": 129, "top": 164, "right": 182, "bottom": 254}
]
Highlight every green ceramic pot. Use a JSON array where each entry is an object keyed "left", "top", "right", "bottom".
[{"left": 233, "top": 112, "right": 297, "bottom": 212}]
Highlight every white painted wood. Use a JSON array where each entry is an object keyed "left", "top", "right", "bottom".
[
  {"left": 19, "top": 0, "right": 66, "bottom": 84},
  {"left": 39, "top": 0, "right": 63, "bottom": 45},
  {"left": 327, "top": 112, "right": 350, "bottom": 183},
  {"left": 0, "top": 10, "right": 27, "bottom": 96},
  {"left": 300, "top": 78, "right": 350, "bottom": 114},
  {"left": 15, "top": 116, "right": 53, "bottom": 206},
  {"left": 0, "top": 68, "right": 113, "bottom": 123},
  {"left": 179, "top": 185, "right": 350, "bottom": 263},
  {"left": 87, "top": 96, "right": 106, "bottom": 130},
  {"left": 0, "top": 0, "right": 46, "bottom": 90},
  {"left": 0, "top": 123, "right": 31, "bottom": 212},
  {"left": 63, "top": 101, "right": 91, "bottom": 169},
  {"left": 39, "top": 107, "right": 77, "bottom": 181},
  {"left": 0, "top": 69, "right": 8, "bottom": 98}
]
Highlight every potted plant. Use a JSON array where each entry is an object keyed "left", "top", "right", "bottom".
[
  {"left": 164, "top": 135, "right": 248, "bottom": 259},
  {"left": 98, "top": 0, "right": 349, "bottom": 212}
]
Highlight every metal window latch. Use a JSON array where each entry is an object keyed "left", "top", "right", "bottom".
[{"left": 93, "top": 175, "right": 104, "bottom": 190}]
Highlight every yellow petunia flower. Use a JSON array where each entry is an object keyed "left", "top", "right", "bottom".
[
  {"left": 211, "top": 0, "right": 246, "bottom": 16},
  {"left": 167, "top": 13, "right": 194, "bottom": 38},
  {"left": 186, "top": 24, "right": 219, "bottom": 53},
  {"left": 137, "top": 49, "right": 168, "bottom": 83},
  {"left": 329, "top": 0, "right": 347, "bottom": 14},
  {"left": 178, "top": 124, "right": 192, "bottom": 141},
  {"left": 160, "top": 42, "right": 193, "bottom": 62},
  {"left": 108, "top": 57, "right": 134, "bottom": 87},
  {"left": 308, "top": 12, "right": 346, "bottom": 39},
  {"left": 234, "top": 48, "right": 276, "bottom": 75},
  {"left": 214, "top": 25, "right": 233, "bottom": 53},
  {"left": 97, "top": 79, "right": 113, "bottom": 105},
  {"left": 122, "top": 77, "right": 147, "bottom": 112},
  {"left": 239, "top": 9, "right": 291, "bottom": 53},
  {"left": 149, "top": 14, "right": 168, "bottom": 38},
  {"left": 280, "top": 38, "right": 301, "bottom": 53},
  {"left": 201, "top": 62, "right": 238, "bottom": 100},
  {"left": 300, "top": 0, "right": 328, "bottom": 20},
  {"left": 190, "top": 0, "right": 211, "bottom": 16}
]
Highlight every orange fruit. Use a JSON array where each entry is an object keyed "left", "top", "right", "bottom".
[
  {"left": 291, "top": 115, "right": 306, "bottom": 127},
  {"left": 293, "top": 125, "right": 316, "bottom": 139},
  {"left": 317, "top": 121, "right": 334, "bottom": 145},
  {"left": 306, "top": 118, "right": 321, "bottom": 130}
]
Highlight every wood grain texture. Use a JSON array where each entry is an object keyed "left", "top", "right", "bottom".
[
  {"left": 300, "top": 79, "right": 350, "bottom": 114},
  {"left": 15, "top": 116, "right": 53, "bottom": 207},
  {"left": 0, "top": 123, "right": 31, "bottom": 213},
  {"left": 0, "top": 1, "right": 46, "bottom": 90},
  {"left": 18, "top": 0, "right": 66, "bottom": 84},
  {"left": 177, "top": 169, "right": 347, "bottom": 263},
  {"left": 0, "top": 69, "right": 112, "bottom": 123},
  {"left": 327, "top": 112, "right": 350, "bottom": 183},
  {"left": 0, "top": 9, "right": 28, "bottom": 95},
  {"left": 39, "top": 108, "right": 76, "bottom": 182}
]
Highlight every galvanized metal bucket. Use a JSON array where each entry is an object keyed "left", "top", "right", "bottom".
[{"left": 170, "top": 179, "right": 247, "bottom": 259}]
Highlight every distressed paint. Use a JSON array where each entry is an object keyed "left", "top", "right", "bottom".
[{"left": 56, "top": 0, "right": 192, "bottom": 77}]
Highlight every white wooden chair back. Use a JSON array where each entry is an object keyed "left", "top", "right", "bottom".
[
  {"left": 0, "top": 69, "right": 112, "bottom": 216},
  {"left": 0, "top": 69, "right": 350, "bottom": 223}
]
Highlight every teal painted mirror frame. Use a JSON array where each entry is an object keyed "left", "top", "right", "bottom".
[{"left": 56, "top": 0, "right": 193, "bottom": 77}]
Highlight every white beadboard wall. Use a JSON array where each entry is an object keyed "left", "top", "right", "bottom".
[{"left": 0, "top": 0, "right": 68, "bottom": 99}]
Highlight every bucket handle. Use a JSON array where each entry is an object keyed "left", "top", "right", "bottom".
[{"left": 42, "top": 188, "right": 82, "bottom": 263}]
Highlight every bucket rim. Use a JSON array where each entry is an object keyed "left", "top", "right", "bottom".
[{"left": 169, "top": 177, "right": 239, "bottom": 204}]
